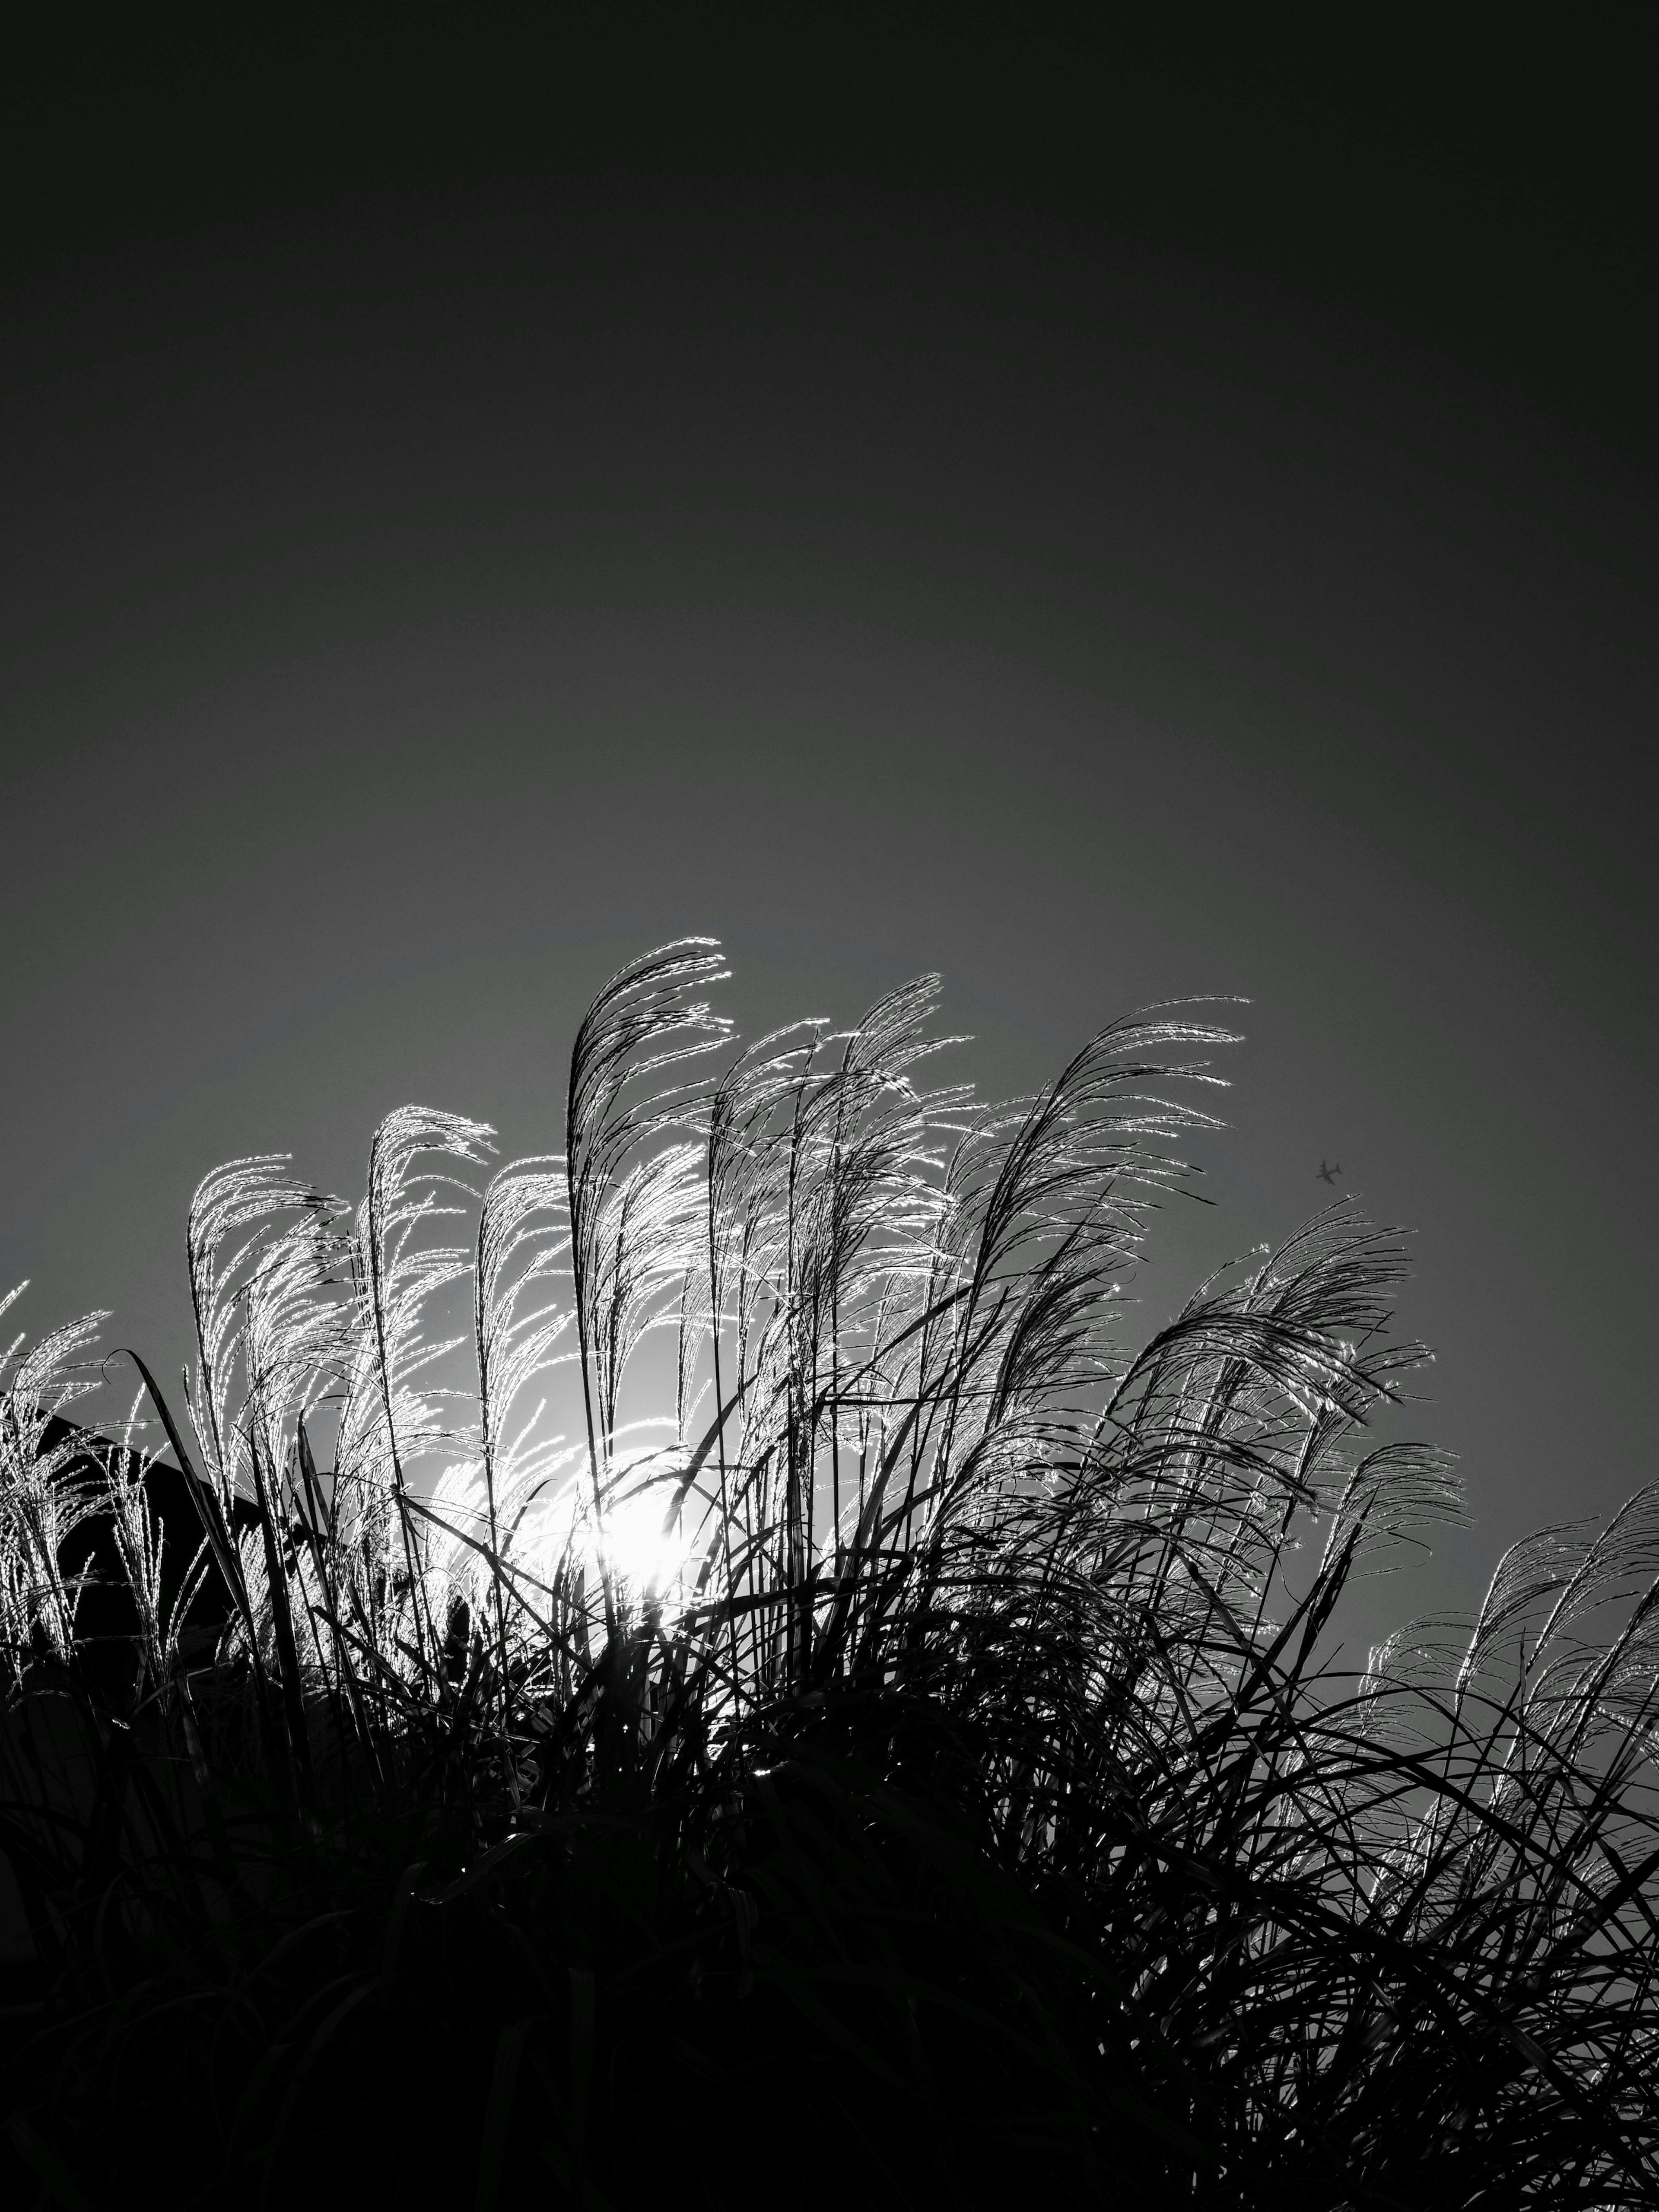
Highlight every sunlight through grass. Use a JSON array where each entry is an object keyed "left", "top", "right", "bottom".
[{"left": 0, "top": 939, "right": 1653, "bottom": 2210}]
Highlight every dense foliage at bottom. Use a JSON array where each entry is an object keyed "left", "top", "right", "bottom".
[{"left": 2, "top": 943, "right": 1654, "bottom": 2207}]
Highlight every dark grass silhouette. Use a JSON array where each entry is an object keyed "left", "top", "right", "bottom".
[{"left": 1, "top": 940, "right": 1655, "bottom": 2209}]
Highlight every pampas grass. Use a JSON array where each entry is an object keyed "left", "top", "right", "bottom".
[{"left": 0, "top": 938, "right": 1654, "bottom": 2209}]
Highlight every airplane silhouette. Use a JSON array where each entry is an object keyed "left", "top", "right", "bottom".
[{"left": 1316, "top": 1160, "right": 1341, "bottom": 1185}]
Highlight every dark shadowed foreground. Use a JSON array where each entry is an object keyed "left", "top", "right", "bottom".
[{"left": 2, "top": 943, "right": 1655, "bottom": 2208}]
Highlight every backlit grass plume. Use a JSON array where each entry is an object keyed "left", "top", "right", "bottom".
[{"left": 0, "top": 939, "right": 1654, "bottom": 2210}]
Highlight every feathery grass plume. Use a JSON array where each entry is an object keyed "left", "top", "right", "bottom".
[
  {"left": 565, "top": 940, "right": 731, "bottom": 1613},
  {"left": 99, "top": 1392, "right": 212, "bottom": 1712},
  {"left": 474, "top": 1155, "right": 574, "bottom": 1555},
  {"left": 184, "top": 1157, "right": 331, "bottom": 1514},
  {"left": 0, "top": 943, "right": 1657, "bottom": 2210},
  {"left": 0, "top": 1295, "right": 109, "bottom": 1682},
  {"left": 341, "top": 1105, "right": 495, "bottom": 1660}
]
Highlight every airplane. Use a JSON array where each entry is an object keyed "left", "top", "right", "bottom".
[{"left": 1316, "top": 1160, "right": 1341, "bottom": 1185}]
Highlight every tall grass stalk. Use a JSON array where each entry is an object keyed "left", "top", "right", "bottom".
[{"left": 0, "top": 940, "right": 1653, "bottom": 2209}]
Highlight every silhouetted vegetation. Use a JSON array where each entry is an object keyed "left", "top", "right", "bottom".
[{"left": 2, "top": 941, "right": 1655, "bottom": 2208}]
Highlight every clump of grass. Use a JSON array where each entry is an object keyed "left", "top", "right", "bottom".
[{"left": 1, "top": 939, "right": 1656, "bottom": 2209}]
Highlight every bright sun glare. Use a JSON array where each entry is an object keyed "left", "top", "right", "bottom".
[
  {"left": 596, "top": 1472, "right": 695, "bottom": 1596},
  {"left": 527, "top": 1441, "right": 699, "bottom": 1602}
]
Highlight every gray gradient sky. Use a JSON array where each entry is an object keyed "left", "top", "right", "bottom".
[{"left": 2, "top": 10, "right": 1654, "bottom": 1656}]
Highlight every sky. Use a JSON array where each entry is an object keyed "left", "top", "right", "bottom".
[{"left": 1, "top": 6, "right": 1655, "bottom": 1654}]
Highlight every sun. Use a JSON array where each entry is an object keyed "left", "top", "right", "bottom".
[
  {"left": 594, "top": 1467, "right": 697, "bottom": 1597},
  {"left": 515, "top": 1437, "right": 698, "bottom": 1602}
]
